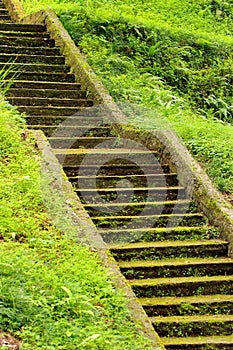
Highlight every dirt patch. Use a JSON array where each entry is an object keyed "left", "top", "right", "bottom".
[{"left": 0, "top": 331, "right": 21, "bottom": 349}]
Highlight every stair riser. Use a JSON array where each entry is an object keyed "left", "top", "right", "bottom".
[
  {"left": 35, "top": 126, "right": 112, "bottom": 137},
  {"left": 10, "top": 98, "right": 92, "bottom": 108},
  {"left": 16, "top": 105, "right": 93, "bottom": 115},
  {"left": 0, "top": 31, "right": 50, "bottom": 38},
  {"left": 144, "top": 301, "right": 233, "bottom": 317},
  {"left": 0, "top": 54, "right": 65, "bottom": 64},
  {"left": 25, "top": 116, "right": 102, "bottom": 126},
  {"left": 0, "top": 15, "right": 11, "bottom": 21},
  {"left": 6, "top": 72, "right": 75, "bottom": 83},
  {"left": 2, "top": 65, "right": 70, "bottom": 74},
  {"left": 110, "top": 244, "right": 228, "bottom": 261},
  {"left": 153, "top": 320, "right": 233, "bottom": 337},
  {"left": 7, "top": 88, "right": 87, "bottom": 98},
  {"left": 93, "top": 214, "right": 206, "bottom": 229},
  {"left": 49, "top": 137, "right": 114, "bottom": 149},
  {"left": 0, "top": 37, "right": 55, "bottom": 47},
  {"left": 0, "top": 24, "right": 46, "bottom": 32},
  {"left": 8, "top": 81, "right": 81, "bottom": 90},
  {"left": 131, "top": 280, "right": 233, "bottom": 298},
  {"left": 121, "top": 262, "right": 233, "bottom": 279},
  {"left": 0, "top": 46, "right": 61, "bottom": 55}
]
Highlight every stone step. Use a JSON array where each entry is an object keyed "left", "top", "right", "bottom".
[
  {"left": 49, "top": 136, "right": 115, "bottom": 149},
  {"left": 0, "top": 30, "right": 50, "bottom": 38},
  {"left": 83, "top": 199, "right": 193, "bottom": 217},
  {"left": 30, "top": 125, "right": 112, "bottom": 137},
  {"left": 140, "top": 294, "right": 233, "bottom": 317},
  {"left": 0, "top": 53, "right": 65, "bottom": 64},
  {"left": 0, "top": 23, "right": 46, "bottom": 32},
  {"left": 6, "top": 72, "right": 76, "bottom": 82},
  {"left": 162, "top": 335, "right": 233, "bottom": 350},
  {"left": 129, "top": 275, "right": 233, "bottom": 298},
  {"left": 0, "top": 36, "right": 55, "bottom": 47},
  {"left": 0, "top": 15, "right": 11, "bottom": 21},
  {"left": 150, "top": 315, "right": 233, "bottom": 338},
  {"left": 6, "top": 88, "right": 88, "bottom": 99},
  {"left": 109, "top": 240, "right": 229, "bottom": 261},
  {"left": 9, "top": 97, "right": 93, "bottom": 108},
  {"left": 7, "top": 81, "right": 81, "bottom": 90},
  {"left": 77, "top": 186, "right": 184, "bottom": 204},
  {"left": 92, "top": 213, "right": 205, "bottom": 229},
  {"left": 1, "top": 63, "right": 70, "bottom": 74},
  {"left": 16, "top": 105, "right": 94, "bottom": 116},
  {"left": 119, "top": 257, "right": 233, "bottom": 279},
  {"left": 70, "top": 173, "right": 178, "bottom": 188},
  {"left": 25, "top": 115, "right": 103, "bottom": 126},
  {"left": 0, "top": 45, "right": 61, "bottom": 55},
  {"left": 100, "top": 226, "right": 217, "bottom": 244}
]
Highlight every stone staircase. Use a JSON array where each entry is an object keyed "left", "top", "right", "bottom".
[{"left": 1, "top": 2, "right": 233, "bottom": 349}]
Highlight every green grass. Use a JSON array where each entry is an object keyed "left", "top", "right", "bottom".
[
  {"left": 0, "top": 97, "right": 155, "bottom": 349},
  {"left": 19, "top": 0, "right": 233, "bottom": 196}
]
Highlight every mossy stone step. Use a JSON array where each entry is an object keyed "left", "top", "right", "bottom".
[
  {"left": 83, "top": 199, "right": 192, "bottom": 217},
  {"left": 129, "top": 275, "right": 233, "bottom": 298},
  {"left": 109, "top": 240, "right": 229, "bottom": 261},
  {"left": 1, "top": 63, "right": 70, "bottom": 74},
  {"left": 9, "top": 97, "right": 92, "bottom": 107},
  {"left": 1, "top": 53, "right": 65, "bottom": 64},
  {"left": 49, "top": 136, "right": 115, "bottom": 149},
  {"left": 100, "top": 226, "right": 217, "bottom": 244},
  {"left": 140, "top": 294, "right": 233, "bottom": 317},
  {"left": 0, "top": 30, "right": 50, "bottom": 38},
  {"left": 162, "top": 335, "right": 233, "bottom": 350},
  {"left": 32, "top": 125, "right": 112, "bottom": 137},
  {"left": 6, "top": 72, "right": 75, "bottom": 83},
  {"left": 8, "top": 81, "right": 81, "bottom": 90},
  {"left": 0, "top": 36, "right": 55, "bottom": 47},
  {"left": 0, "top": 45, "right": 61, "bottom": 55},
  {"left": 150, "top": 315, "right": 233, "bottom": 337},
  {"left": 119, "top": 257, "right": 233, "bottom": 279},
  {"left": 16, "top": 105, "right": 93, "bottom": 116},
  {"left": 92, "top": 213, "right": 206, "bottom": 229},
  {"left": 7, "top": 88, "right": 88, "bottom": 99},
  {"left": 0, "top": 23, "right": 46, "bottom": 32},
  {"left": 25, "top": 115, "right": 103, "bottom": 126}
]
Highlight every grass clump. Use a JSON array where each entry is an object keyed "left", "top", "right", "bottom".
[{"left": 0, "top": 97, "right": 155, "bottom": 349}]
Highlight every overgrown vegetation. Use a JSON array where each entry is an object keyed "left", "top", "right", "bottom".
[
  {"left": 0, "top": 97, "right": 155, "bottom": 349},
  {"left": 20, "top": 0, "right": 233, "bottom": 197}
]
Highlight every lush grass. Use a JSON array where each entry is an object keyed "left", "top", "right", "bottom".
[{"left": 0, "top": 98, "right": 155, "bottom": 349}]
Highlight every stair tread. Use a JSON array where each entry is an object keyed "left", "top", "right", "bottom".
[
  {"left": 84, "top": 199, "right": 191, "bottom": 207},
  {"left": 118, "top": 257, "right": 233, "bottom": 268},
  {"left": 98, "top": 226, "right": 208, "bottom": 233},
  {"left": 108, "top": 239, "right": 228, "bottom": 249},
  {"left": 139, "top": 294, "right": 233, "bottom": 306},
  {"left": 54, "top": 148, "right": 159, "bottom": 154},
  {"left": 161, "top": 334, "right": 233, "bottom": 345},
  {"left": 93, "top": 213, "right": 204, "bottom": 220},
  {"left": 150, "top": 314, "right": 233, "bottom": 323},
  {"left": 129, "top": 275, "right": 233, "bottom": 286},
  {"left": 78, "top": 186, "right": 183, "bottom": 192}
]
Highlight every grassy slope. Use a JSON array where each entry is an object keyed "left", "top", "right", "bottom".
[
  {"left": 0, "top": 98, "right": 154, "bottom": 349},
  {"left": 20, "top": 0, "right": 233, "bottom": 197}
]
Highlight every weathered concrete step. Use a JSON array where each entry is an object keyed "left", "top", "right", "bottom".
[
  {"left": 0, "top": 45, "right": 60, "bottom": 55},
  {"left": 100, "top": 226, "right": 217, "bottom": 244},
  {"left": 119, "top": 257, "right": 233, "bottom": 279},
  {"left": 55, "top": 149, "right": 161, "bottom": 166},
  {"left": 83, "top": 199, "right": 193, "bottom": 217},
  {"left": 25, "top": 115, "right": 103, "bottom": 126},
  {"left": 70, "top": 173, "right": 178, "bottom": 187},
  {"left": 9, "top": 97, "right": 92, "bottom": 108},
  {"left": 151, "top": 315, "right": 233, "bottom": 337},
  {"left": 6, "top": 88, "right": 88, "bottom": 99},
  {"left": 129, "top": 275, "right": 233, "bottom": 298},
  {"left": 0, "top": 9, "right": 8, "bottom": 14},
  {"left": 16, "top": 105, "right": 93, "bottom": 116},
  {"left": 140, "top": 294, "right": 233, "bottom": 317},
  {"left": 0, "top": 36, "right": 55, "bottom": 47},
  {"left": 1, "top": 53, "right": 65, "bottom": 64},
  {"left": 0, "top": 23, "right": 46, "bottom": 32},
  {"left": 7, "top": 81, "right": 81, "bottom": 90},
  {"left": 31, "top": 125, "right": 112, "bottom": 137},
  {"left": 77, "top": 186, "right": 183, "bottom": 204},
  {"left": 0, "top": 15, "right": 11, "bottom": 21},
  {"left": 162, "top": 335, "right": 233, "bottom": 350},
  {"left": 109, "top": 240, "right": 229, "bottom": 261},
  {"left": 6, "top": 72, "right": 76, "bottom": 82},
  {"left": 2, "top": 63, "right": 70, "bottom": 74},
  {"left": 49, "top": 136, "right": 115, "bottom": 149},
  {"left": 0, "top": 30, "right": 50, "bottom": 38},
  {"left": 92, "top": 213, "right": 206, "bottom": 229}
]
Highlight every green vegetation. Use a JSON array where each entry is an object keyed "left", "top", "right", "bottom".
[
  {"left": 0, "top": 97, "right": 155, "bottom": 349},
  {"left": 20, "top": 0, "right": 233, "bottom": 197}
]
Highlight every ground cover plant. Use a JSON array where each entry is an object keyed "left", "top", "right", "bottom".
[
  {"left": 19, "top": 0, "right": 233, "bottom": 198},
  {"left": 0, "top": 97, "right": 155, "bottom": 349}
]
